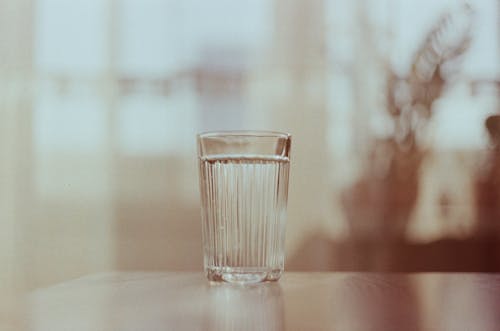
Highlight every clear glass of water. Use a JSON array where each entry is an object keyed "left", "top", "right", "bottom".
[{"left": 197, "top": 131, "right": 291, "bottom": 284}]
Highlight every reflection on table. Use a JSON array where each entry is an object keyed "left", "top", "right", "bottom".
[{"left": 28, "top": 272, "right": 500, "bottom": 331}]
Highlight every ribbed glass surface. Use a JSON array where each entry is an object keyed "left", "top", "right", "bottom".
[{"left": 199, "top": 154, "right": 290, "bottom": 282}]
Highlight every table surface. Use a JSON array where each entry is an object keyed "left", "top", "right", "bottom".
[{"left": 28, "top": 272, "right": 500, "bottom": 331}]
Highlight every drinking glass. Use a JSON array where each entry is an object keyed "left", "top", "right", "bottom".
[{"left": 197, "top": 131, "right": 291, "bottom": 283}]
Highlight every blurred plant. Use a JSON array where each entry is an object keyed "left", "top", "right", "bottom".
[
  {"left": 342, "top": 3, "right": 473, "bottom": 240},
  {"left": 387, "top": 3, "right": 473, "bottom": 149},
  {"left": 474, "top": 115, "right": 500, "bottom": 238}
]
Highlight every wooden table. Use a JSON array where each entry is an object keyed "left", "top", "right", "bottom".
[{"left": 28, "top": 272, "right": 500, "bottom": 331}]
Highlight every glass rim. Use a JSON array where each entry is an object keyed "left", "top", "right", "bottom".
[{"left": 197, "top": 130, "right": 291, "bottom": 139}]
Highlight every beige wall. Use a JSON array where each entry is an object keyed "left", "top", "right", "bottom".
[{"left": 0, "top": 0, "right": 33, "bottom": 328}]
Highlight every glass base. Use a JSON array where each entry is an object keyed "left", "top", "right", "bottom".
[{"left": 206, "top": 267, "right": 282, "bottom": 284}]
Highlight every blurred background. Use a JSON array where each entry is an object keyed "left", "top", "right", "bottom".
[{"left": 1, "top": 0, "right": 500, "bottom": 326}]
